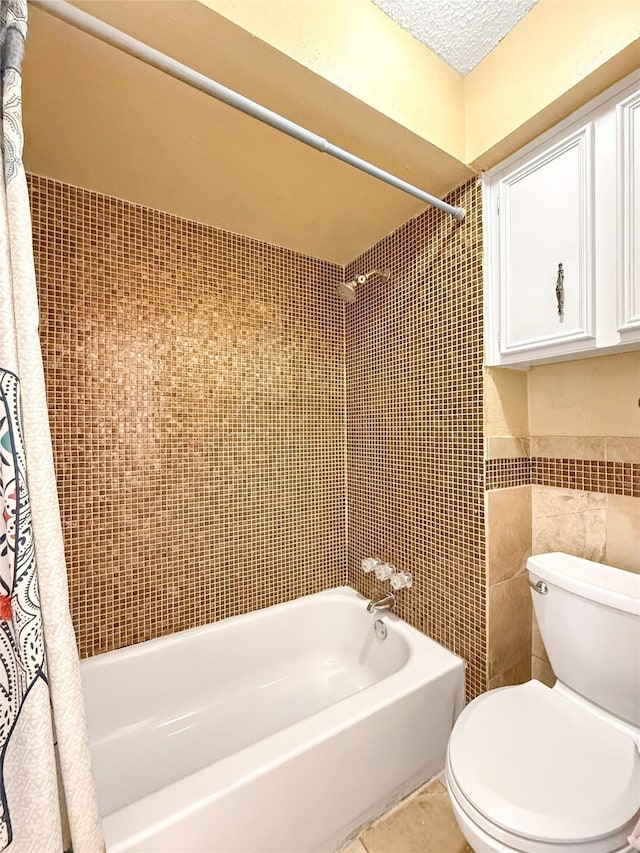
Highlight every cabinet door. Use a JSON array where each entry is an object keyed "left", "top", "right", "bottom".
[
  {"left": 617, "top": 89, "right": 640, "bottom": 341},
  {"left": 498, "top": 124, "right": 595, "bottom": 358}
]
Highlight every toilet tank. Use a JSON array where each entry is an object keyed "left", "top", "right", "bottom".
[{"left": 528, "top": 553, "right": 640, "bottom": 728}]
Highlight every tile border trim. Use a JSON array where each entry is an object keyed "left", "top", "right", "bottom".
[
  {"left": 486, "top": 457, "right": 640, "bottom": 498},
  {"left": 485, "top": 457, "right": 531, "bottom": 490}
]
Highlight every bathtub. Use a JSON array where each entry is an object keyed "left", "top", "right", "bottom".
[{"left": 80, "top": 586, "right": 465, "bottom": 852}]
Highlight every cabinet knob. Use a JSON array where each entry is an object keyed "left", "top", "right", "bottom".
[{"left": 556, "top": 263, "right": 565, "bottom": 320}]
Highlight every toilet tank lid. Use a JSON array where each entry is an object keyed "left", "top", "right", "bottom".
[{"left": 527, "top": 553, "right": 640, "bottom": 615}]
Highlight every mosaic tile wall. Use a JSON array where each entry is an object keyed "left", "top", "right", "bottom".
[
  {"left": 29, "top": 175, "right": 345, "bottom": 658},
  {"left": 345, "top": 180, "right": 486, "bottom": 699},
  {"left": 486, "top": 457, "right": 640, "bottom": 497},
  {"left": 485, "top": 458, "right": 531, "bottom": 490}
]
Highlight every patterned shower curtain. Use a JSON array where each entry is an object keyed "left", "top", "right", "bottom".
[{"left": 0, "top": 1, "right": 104, "bottom": 850}]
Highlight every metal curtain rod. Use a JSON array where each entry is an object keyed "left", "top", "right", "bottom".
[{"left": 29, "top": 0, "right": 466, "bottom": 222}]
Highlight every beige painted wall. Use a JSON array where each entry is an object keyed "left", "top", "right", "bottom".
[
  {"left": 484, "top": 367, "right": 529, "bottom": 446},
  {"left": 207, "top": 0, "right": 640, "bottom": 171},
  {"left": 465, "top": 0, "right": 640, "bottom": 168},
  {"left": 25, "top": 0, "right": 640, "bottom": 263},
  {"left": 528, "top": 351, "right": 640, "bottom": 437},
  {"left": 24, "top": 1, "right": 471, "bottom": 265},
  {"left": 203, "top": 0, "right": 467, "bottom": 163}
]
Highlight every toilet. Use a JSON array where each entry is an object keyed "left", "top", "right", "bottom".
[{"left": 446, "top": 552, "right": 640, "bottom": 853}]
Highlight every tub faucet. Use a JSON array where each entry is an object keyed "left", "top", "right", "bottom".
[{"left": 366, "top": 592, "right": 395, "bottom": 614}]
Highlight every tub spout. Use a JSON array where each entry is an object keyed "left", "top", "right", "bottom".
[{"left": 366, "top": 593, "right": 395, "bottom": 614}]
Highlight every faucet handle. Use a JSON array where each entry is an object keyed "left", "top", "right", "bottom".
[
  {"left": 361, "top": 557, "right": 381, "bottom": 573},
  {"left": 375, "top": 563, "right": 396, "bottom": 581},
  {"left": 390, "top": 570, "right": 413, "bottom": 591}
]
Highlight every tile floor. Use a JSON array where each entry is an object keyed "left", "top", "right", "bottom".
[{"left": 342, "top": 778, "right": 472, "bottom": 853}]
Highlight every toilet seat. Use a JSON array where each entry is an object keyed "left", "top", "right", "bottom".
[{"left": 447, "top": 681, "right": 640, "bottom": 852}]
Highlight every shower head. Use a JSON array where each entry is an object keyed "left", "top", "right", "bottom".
[
  {"left": 336, "top": 279, "right": 358, "bottom": 303},
  {"left": 337, "top": 268, "right": 391, "bottom": 304}
]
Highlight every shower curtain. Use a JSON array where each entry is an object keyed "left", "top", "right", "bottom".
[{"left": 0, "top": 1, "right": 104, "bottom": 850}]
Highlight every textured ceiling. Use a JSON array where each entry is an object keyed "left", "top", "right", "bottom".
[{"left": 372, "top": 0, "right": 539, "bottom": 76}]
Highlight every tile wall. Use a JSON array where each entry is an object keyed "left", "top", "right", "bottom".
[
  {"left": 345, "top": 180, "right": 486, "bottom": 700},
  {"left": 29, "top": 175, "right": 345, "bottom": 658},
  {"left": 31, "top": 169, "right": 637, "bottom": 702},
  {"left": 30, "top": 174, "right": 489, "bottom": 698},
  {"left": 483, "top": 368, "right": 532, "bottom": 689},
  {"left": 485, "top": 351, "right": 640, "bottom": 687}
]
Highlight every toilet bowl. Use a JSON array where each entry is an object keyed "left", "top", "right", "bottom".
[{"left": 446, "top": 553, "right": 640, "bottom": 853}]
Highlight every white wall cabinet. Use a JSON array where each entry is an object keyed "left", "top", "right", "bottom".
[
  {"left": 617, "top": 88, "right": 640, "bottom": 344},
  {"left": 485, "top": 71, "right": 640, "bottom": 367}
]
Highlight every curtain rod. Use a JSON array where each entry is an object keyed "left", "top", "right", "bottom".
[{"left": 29, "top": 0, "right": 466, "bottom": 222}]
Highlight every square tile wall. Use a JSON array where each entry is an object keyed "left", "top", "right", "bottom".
[
  {"left": 345, "top": 180, "right": 486, "bottom": 699},
  {"left": 29, "top": 175, "right": 345, "bottom": 658}
]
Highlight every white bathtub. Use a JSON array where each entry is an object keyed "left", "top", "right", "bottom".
[{"left": 80, "top": 586, "right": 465, "bottom": 852}]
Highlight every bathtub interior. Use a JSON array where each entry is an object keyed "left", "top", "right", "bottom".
[{"left": 81, "top": 588, "right": 412, "bottom": 817}]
